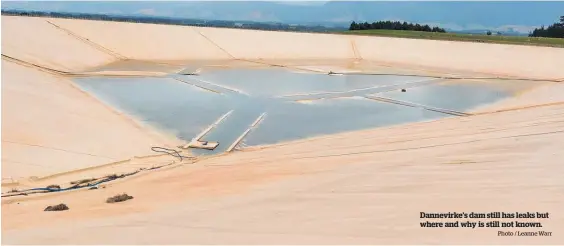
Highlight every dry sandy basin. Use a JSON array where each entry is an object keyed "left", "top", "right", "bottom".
[{"left": 2, "top": 16, "right": 564, "bottom": 244}]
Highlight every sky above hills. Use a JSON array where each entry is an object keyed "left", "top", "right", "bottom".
[{"left": 3, "top": 1, "right": 563, "bottom": 34}]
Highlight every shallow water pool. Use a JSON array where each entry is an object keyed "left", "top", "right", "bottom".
[{"left": 74, "top": 67, "right": 519, "bottom": 155}]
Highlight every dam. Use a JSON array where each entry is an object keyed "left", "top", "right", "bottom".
[
  {"left": 2, "top": 15, "right": 564, "bottom": 244},
  {"left": 72, "top": 65, "right": 530, "bottom": 155},
  {"left": 4, "top": 16, "right": 563, "bottom": 177}
]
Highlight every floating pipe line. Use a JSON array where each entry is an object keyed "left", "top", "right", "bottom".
[
  {"left": 172, "top": 77, "right": 222, "bottom": 94},
  {"left": 279, "top": 78, "right": 443, "bottom": 101},
  {"left": 226, "top": 112, "right": 266, "bottom": 152},
  {"left": 365, "top": 95, "right": 470, "bottom": 117},
  {"left": 188, "top": 77, "right": 247, "bottom": 95},
  {"left": 173, "top": 76, "right": 248, "bottom": 95},
  {"left": 182, "top": 110, "right": 234, "bottom": 149}
]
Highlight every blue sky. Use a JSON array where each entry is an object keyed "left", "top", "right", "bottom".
[{"left": 3, "top": 1, "right": 563, "bottom": 33}]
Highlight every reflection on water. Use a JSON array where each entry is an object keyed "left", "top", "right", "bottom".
[
  {"left": 377, "top": 82, "right": 508, "bottom": 112},
  {"left": 243, "top": 97, "right": 446, "bottom": 146},
  {"left": 74, "top": 77, "right": 232, "bottom": 142},
  {"left": 194, "top": 68, "right": 431, "bottom": 97},
  {"left": 73, "top": 67, "right": 518, "bottom": 155}
]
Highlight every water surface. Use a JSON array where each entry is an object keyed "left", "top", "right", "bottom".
[{"left": 73, "top": 67, "right": 519, "bottom": 155}]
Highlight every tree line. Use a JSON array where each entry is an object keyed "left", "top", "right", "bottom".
[
  {"left": 349, "top": 21, "right": 446, "bottom": 33},
  {"left": 529, "top": 16, "right": 564, "bottom": 38},
  {"left": 0, "top": 9, "right": 345, "bottom": 33}
]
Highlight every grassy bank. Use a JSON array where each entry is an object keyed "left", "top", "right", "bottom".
[{"left": 345, "top": 29, "right": 564, "bottom": 48}]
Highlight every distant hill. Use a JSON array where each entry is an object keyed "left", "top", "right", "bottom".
[
  {"left": 2, "top": 1, "right": 563, "bottom": 34},
  {"left": 0, "top": 9, "right": 346, "bottom": 33},
  {"left": 449, "top": 30, "right": 528, "bottom": 37}
]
